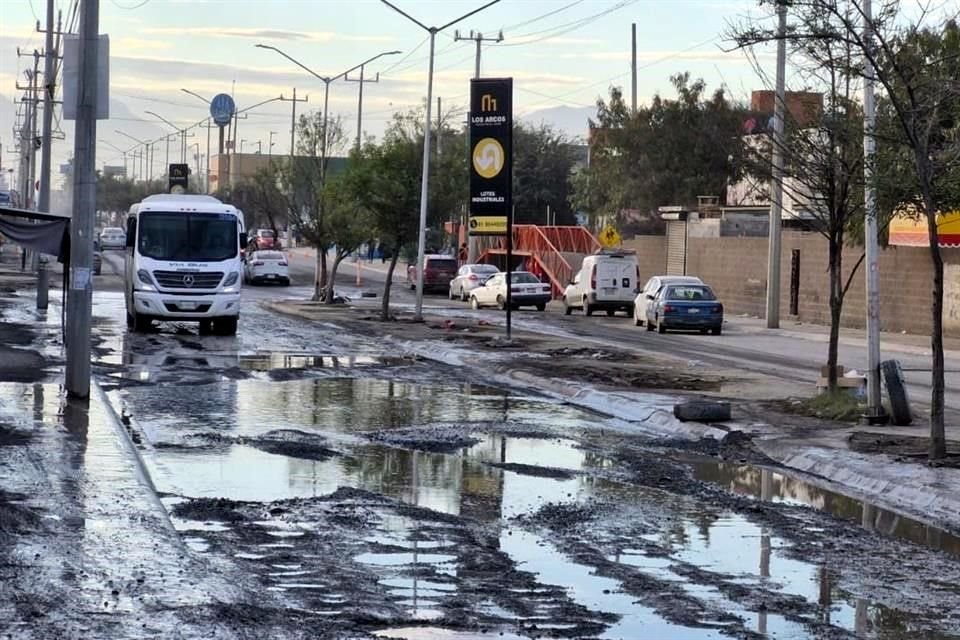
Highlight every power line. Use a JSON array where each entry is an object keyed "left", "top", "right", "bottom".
[
  {"left": 108, "top": 0, "right": 151, "bottom": 9},
  {"left": 496, "top": 0, "right": 639, "bottom": 47}
]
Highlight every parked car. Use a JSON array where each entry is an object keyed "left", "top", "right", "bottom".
[
  {"left": 633, "top": 275, "right": 703, "bottom": 327},
  {"left": 562, "top": 250, "right": 639, "bottom": 317},
  {"left": 470, "top": 271, "right": 551, "bottom": 311},
  {"left": 245, "top": 228, "right": 276, "bottom": 251},
  {"left": 407, "top": 254, "right": 458, "bottom": 293},
  {"left": 99, "top": 226, "right": 126, "bottom": 250},
  {"left": 244, "top": 250, "right": 290, "bottom": 285},
  {"left": 645, "top": 282, "right": 723, "bottom": 334},
  {"left": 449, "top": 263, "right": 499, "bottom": 301}
]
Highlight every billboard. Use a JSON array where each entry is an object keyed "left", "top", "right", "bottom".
[{"left": 469, "top": 78, "right": 512, "bottom": 237}]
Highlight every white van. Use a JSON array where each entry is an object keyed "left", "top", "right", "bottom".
[
  {"left": 562, "top": 250, "right": 639, "bottom": 317},
  {"left": 124, "top": 194, "right": 246, "bottom": 335}
]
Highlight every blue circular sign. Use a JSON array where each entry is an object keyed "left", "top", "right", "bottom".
[{"left": 210, "top": 93, "right": 236, "bottom": 126}]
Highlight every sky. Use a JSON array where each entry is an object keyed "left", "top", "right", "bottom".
[{"left": 0, "top": 0, "right": 785, "bottom": 185}]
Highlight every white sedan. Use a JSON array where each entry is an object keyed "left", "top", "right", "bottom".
[
  {"left": 99, "top": 227, "right": 126, "bottom": 250},
  {"left": 244, "top": 250, "right": 290, "bottom": 286},
  {"left": 470, "top": 271, "right": 551, "bottom": 311}
]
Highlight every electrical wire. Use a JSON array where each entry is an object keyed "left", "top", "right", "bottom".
[
  {"left": 108, "top": 0, "right": 151, "bottom": 9},
  {"left": 495, "top": 0, "right": 639, "bottom": 47}
]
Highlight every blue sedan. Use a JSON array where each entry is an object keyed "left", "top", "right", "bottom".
[{"left": 646, "top": 283, "right": 724, "bottom": 335}]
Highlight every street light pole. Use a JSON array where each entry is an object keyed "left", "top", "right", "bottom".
[
  {"left": 380, "top": 0, "right": 501, "bottom": 321},
  {"left": 765, "top": 0, "right": 787, "bottom": 329},
  {"left": 255, "top": 44, "right": 401, "bottom": 300},
  {"left": 145, "top": 110, "right": 187, "bottom": 165}
]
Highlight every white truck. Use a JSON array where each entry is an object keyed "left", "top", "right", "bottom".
[
  {"left": 562, "top": 250, "right": 640, "bottom": 317},
  {"left": 124, "top": 194, "right": 246, "bottom": 335}
]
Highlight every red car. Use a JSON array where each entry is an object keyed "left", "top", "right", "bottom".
[
  {"left": 251, "top": 229, "right": 276, "bottom": 251},
  {"left": 407, "top": 255, "right": 458, "bottom": 294}
]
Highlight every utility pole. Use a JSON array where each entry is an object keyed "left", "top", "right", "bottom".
[
  {"left": 436, "top": 96, "right": 442, "bottom": 156},
  {"left": 862, "top": 0, "right": 884, "bottom": 422},
  {"left": 268, "top": 130, "right": 276, "bottom": 156},
  {"left": 279, "top": 88, "right": 308, "bottom": 158},
  {"left": 38, "top": 0, "right": 58, "bottom": 214},
  {"left": 631, "top": 23, "right": 637, "bottom": 112},
  {"left": 455, "top": 27, "right": 503, "bottom": 264},
  {"left": 765, "top": 0, "right": 787, "bottom": 329},
  {"left": 65, "top": 0, "right": 100, "bottom": 400},
  {"left": 345, "top": 64, "right": 382, "bottom": 150}
]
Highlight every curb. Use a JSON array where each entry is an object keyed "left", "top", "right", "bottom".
[{"left": 756, "top": 440, "right": 960, "bottom": 534}]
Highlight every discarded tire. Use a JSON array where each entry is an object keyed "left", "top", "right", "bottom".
[
  {"left": 881, "top": 359, "right": 912, "bottom": 426},
  {"left": 674, "top": 400, "right": 731, "bottom": 423}
]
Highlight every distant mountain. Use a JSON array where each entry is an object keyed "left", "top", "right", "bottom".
[{"left": 520, "top": 105, "right": 596, "bottom": 141}]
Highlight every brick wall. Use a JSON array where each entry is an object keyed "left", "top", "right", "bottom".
[
  {"left": 624, "top": 232, "right": 960, "bottom": 337},
  {"left": 623, "top": 236, "right": 666, "bottom": 284}
]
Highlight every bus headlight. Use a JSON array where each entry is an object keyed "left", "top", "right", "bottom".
[
  {"left": 136, "top": 269, "right": 156, "bottom": 292},
  {"left": 222, "top": 271, "right": 240, "bottom": 292}
]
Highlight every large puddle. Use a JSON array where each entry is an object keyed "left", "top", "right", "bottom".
[
  {"left": 106, "top": 372, "right": 960, "bottom": 639},
  {"left": 693, "top": 461, "right": 960, "bottom": 558}
]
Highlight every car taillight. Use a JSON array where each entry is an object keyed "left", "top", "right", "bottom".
[
  {"left": 468, "top": 274, "right": 478, "bottom": 281},
  {"left": 714, "top": 305, "right": 723, "bottom": 313},
  {"left": 590, "top": 265, "right": 597, "bottom": 289},
  {"left": 663, "top": 304, "right": 674, "bottom": 313}
]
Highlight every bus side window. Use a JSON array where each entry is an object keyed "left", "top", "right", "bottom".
[{"left": 126, "top": 217, "right": 136, "bottom": 249}]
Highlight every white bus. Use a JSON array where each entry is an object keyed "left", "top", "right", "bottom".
[{"left": 124, "top": 194, "right": 246, "bottom": 335}]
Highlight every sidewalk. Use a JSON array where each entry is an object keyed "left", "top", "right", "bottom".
[{"left": 733, "top": 314, "right": 960, "bottom": 358}]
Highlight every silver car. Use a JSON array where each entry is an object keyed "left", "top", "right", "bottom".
[
  {"left": 99, "top": 226, "right": 127, "bottom": 250},
  {"left": 449, "top": 263, "right": 499, "bottom": 301}
]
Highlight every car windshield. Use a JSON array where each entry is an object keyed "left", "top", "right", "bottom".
[
  {"left": 138, "top": 212, "right": 237, "bottom": 262},
  {"left": 259, "top": 230, "right": 274, "bottom": 238},
  {"left": 510, "top": 273, "right": 540, "bottom": 284},
  {"left": 665, "top": 285, "right": 716, "bottom": 301},
  {"left": 475, "top": 265, "right": 498, "bottom": 274}
]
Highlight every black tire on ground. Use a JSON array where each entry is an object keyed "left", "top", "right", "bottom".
[
  {"left": 536, "top": 303, "right": 546, "bottom": 312},
  {"left": 656, "top": 318, "right": 666, "bottom": 334},
  {"left": 882, "top": 359, "right": 912, "bottom": 426},
  {"left": 563, "top": 298, "right": 572, "bottom": 315},
  {"left": 449, "top": 288, "right": 455, "bottom": 300},
  {"left": 215, "top": 317, "right": 239, "bottom": 336},
  {"left": 471, "top": 296, "right": 480, "bottom": 310},
  {"left": 673, "top": 400, "right": 732, "bottom": 423},
  {"left": 199, "top": 320, "right": 214, "bottom": 335},
  {"left": 496, "top": 295, "right": 506, "bottom": 311},
  {"left": 460, "top": 287, "right": 468, "bottom": 302},
  {"left": 282, "top": 279, "right": 290, "bottom": 287},
  {"left": 131, "top": 312, "right": 151, "bottom": 333},
  {"left": 606, "top": 309, "right": 615, "bottom": 317},
  {"left": 711, "top": 326, "right": 722, "bottom": 336},
  {"left": 584, "top": 299, "right": 593, "bottom": 316},
  {"left": 646, "top": 316, "right": 655, "bottom": 331}
]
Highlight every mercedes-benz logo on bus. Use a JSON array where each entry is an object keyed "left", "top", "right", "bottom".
[{"left": 182, "top": 274, "right": 195, "bottom": 288}]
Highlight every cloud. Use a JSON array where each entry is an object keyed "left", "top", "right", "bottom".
[
  {"left": 139, "top": 26, "right": 392, "bottom": 43},
  {"left": 112, "top": 37, "right": 174, "bottom": 53}
]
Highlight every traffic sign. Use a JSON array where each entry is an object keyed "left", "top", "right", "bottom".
[
  {"left": 210, "top": 93, "right": 235, "bottom": 127},
  {"left": 168, "top": 163, "right": 189, "bottom": 192},
  {"left": 598, "top": 224, "right": 621, "bottom": 248}
]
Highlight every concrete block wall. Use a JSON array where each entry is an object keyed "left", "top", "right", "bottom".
[{"left": 623, "top": 232, "right": 960, "bottom": 337}]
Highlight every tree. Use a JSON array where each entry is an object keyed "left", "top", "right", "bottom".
[
  {"left": 730, "top": 5, "right": 871, "bottom": 392},
  {"left": 513, "top": 123, "right": 579, "bottom": 225},
  {"left": 321, "top": 173, "right": 373, "bottom": 304},
  {"left": 739, "top": 1, "right": 959, "bottom": 459},
  {"left": 571, "top": 75, "right": 749, "bottom": 230},
  {"left": 344, "top": 113, "right": 423, "bottom": 320},
  {"left": 283, "top": 111, "right": 348, "bottom": 301},
  {"left": 214, "top": 165, "right": 288, "bottom": 243}
]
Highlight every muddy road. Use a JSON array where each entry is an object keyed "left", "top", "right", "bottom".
[{"left": 3, "top": 284, "right": 959, "bottom": 639}]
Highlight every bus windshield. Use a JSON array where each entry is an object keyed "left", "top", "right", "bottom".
[{"left": 138, "top": 212, "right": 237, "bottom": 262}]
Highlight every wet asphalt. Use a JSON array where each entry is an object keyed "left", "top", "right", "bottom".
[{"left": 2, "top": 253, "right": 960, "bottom": 639}]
